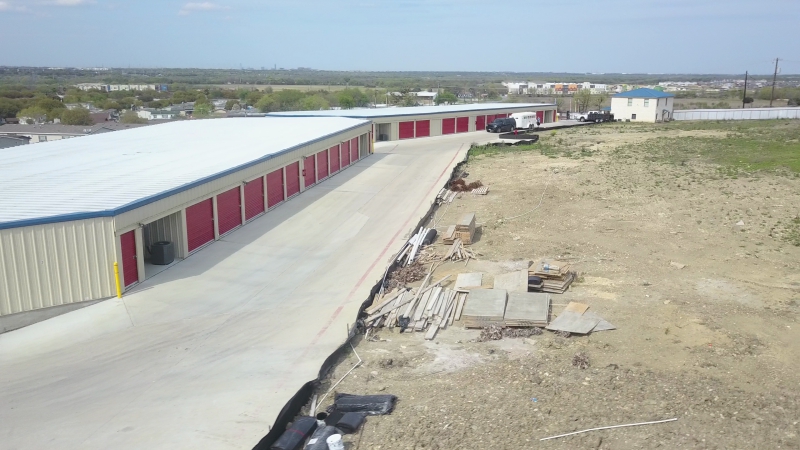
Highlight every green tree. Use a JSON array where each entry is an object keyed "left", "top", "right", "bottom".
[
  {"left": 338, "top": 91, "right": 355, "bottom": 109},
  {"left": 0, "top": 98, "right": 21, "bottom": 118},
  {"left": 435, "top": 92, "right": 458, "bottom": 105},
  {"left": 60, "top": 107, "right": 94, "bottom": 125},
  {"left": 255, "top": 94, "right": 278, "bottom": 112},
  {"left": 299, "top": 94, "right": 330, "bottom": 111},
  {"left": 225, "top": 99, "right": 240, "bottom": 110},
  {"left": 574, "top": 89, "right": 593, "bottom": 112},
  {"left": 193, "top": 102, "right": 213, "bottom": 117},
  {"left": 245, "top": 91, "right": 263, "bottom": 106},
  {"left": 17, "top": 106, "right": 49, "bottom": 123},
  {"left": 120, "top": 111, "right": 147, "bottom": 124},
  {"left": 592, "top": 92, "right": 609, "bottom": 111}
]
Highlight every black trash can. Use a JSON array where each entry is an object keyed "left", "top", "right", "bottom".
[{"left": 150, "top": 241, "right": 175, "bottom": 265}]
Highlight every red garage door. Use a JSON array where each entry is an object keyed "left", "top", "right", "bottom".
[
  {"left": 456, "top": 117, "right": 469, "bottom": 133},
  {"left": 186, "top": 198, "right": 214, "bottom": 252},
  {"left": 217, "top": 187, "right": 242, "bottom": 236},
  {"left": 330, "top": 145, "right": 341, "bottom": 173},
  {"left": 285, "top": 162, "right": 300, "bottom": 198},
  {"left": 399, "top": 121, "right": 414, "bottom": 139},
  {"left": 341, "top": 141, "right": 351, "bottom": 167},
  {"left": 267, "top": 168, "right": 285, "bottom": 208},
  {"left": 442, "top": 118, "right": 455, "bottom": 135},
  {"left": 120, "top": 230, "right": 138, "bottom": 287},
  {"left": 476, "top": 115, "right": 486, "bottom": 130},
  {"left": 244, "top": 177, "right": 265, "bottom": 221},
  {"left": 496, "top": 113, "right": 506, "bottom": 118},
  {"left": 350, "top": 137, "right": 358, "bottom": 161},
  {"left": 317, "top": 149, "right": 329, "bottom": 180},
  {"left": 486, "top": 114, "right": 496, "bottom": 124},
  {"left": 415, "top": 120, "right": 430, "bottom": 138},
  {"left": 536, "top": 111, "right": 544, "bottom": 123},
  {"left": 304, "top": 155, "right": 316, "bottom": 188}
]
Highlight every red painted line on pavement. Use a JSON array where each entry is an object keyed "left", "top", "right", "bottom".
[{"left": 295, "top": 144, "right": 464, "bottom": 360}]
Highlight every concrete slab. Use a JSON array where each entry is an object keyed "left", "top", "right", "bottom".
[{"left": 0, "top": 131, "right": 499, "bottom": 450}]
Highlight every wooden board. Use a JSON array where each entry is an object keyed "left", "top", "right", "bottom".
[
  {"left": 564, "top": 301, "right": 590, "bottom": 314},
  {"left": 545, "top": 310, "right": 600, "bottom": 334},
  {"left": 455, "top": 272, "right": 483, "bottom": 290},
  {"left": 493, "top": 269, "right": 529, "bottom": 292},
  {"left": 462, "top": 288, "right": 507, "bottom": 321},
  {"left": 504, "top": 292, "right": 551, "bottom": 324}
]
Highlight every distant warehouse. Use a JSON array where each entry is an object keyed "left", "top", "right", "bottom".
[
  {"left": 270, "top": 102, "right": 557, "bottom": 141},
  {"left": 0, "top": 118, "right": 371, "bottom": 329}
]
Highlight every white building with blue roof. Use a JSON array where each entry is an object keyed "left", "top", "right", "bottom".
[{"left": 611, "top": 88, "right": 675, "bottom": 122}]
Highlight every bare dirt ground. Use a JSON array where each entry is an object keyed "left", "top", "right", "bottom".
[{"left": 309, "top": 122, "right": 800, "bottom": 449}]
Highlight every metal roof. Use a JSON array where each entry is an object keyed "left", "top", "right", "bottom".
[
  {"left": 612, "top": 88, "right": 674, "bottom": 99},
  {"left": 0, "top": 123, "right": 148, "bottom": 135},
  {"left": 269, "top": 102, "right": 555, "bottom": 119},
  {"left": 0, "top": 117, "right": 369, "bottom": 229}
]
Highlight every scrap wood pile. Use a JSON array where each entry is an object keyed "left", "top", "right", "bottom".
[
  {"left": 442, "top": 238, "right": 475, "bottom": 262},
  {"left": 394, "top": 226, "right": 436, "bottom": 267},
  {"left": 529, "top": 259, "right": 577, "bottom": 294},
  {"left": 364, "top": 272, "right": 466, "bottom": 340},
  {"left": 441, "top": 212, "right": 477, "bottom": 262},
  {"left": 436, "top": 188, "right": 459, "bottom": 203},
  {"left": 383, "top": 263, "right": 426, "bottom": 291}
]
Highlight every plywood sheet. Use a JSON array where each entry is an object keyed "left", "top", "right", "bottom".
[
  {"left": 545, "top": 310, "right": 600, "bottom": 334},
  {"left": 493, "top": 269, "right": 529, "bottom": 292},
  {"left": 564, "top": 301, "right": 590, "bottom": 314},
  {"left": 504, "top": 292, "right": 551, "bottom": 323},
  {"left": 462, "top": 288, "right": 507, "bottom": 320},
  {"left": 583, "top": 311, "right": 616, "bottom": 331},
  {"left": 455, "top": 272, "right": 483, "bottom": 290}
]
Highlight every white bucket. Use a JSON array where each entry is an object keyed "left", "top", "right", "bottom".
[{"left": 326, "top": 433, "right": 344, "bottom": 450}]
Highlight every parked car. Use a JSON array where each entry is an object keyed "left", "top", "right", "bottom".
[
  {"left": 486, "top": 117, "right": 516, "bottom": 132},
  {"left": 575, "top": 111, "right": 600, "bottom": 122},
  {"left": 586, "top": 112, "right": 615, "bottom": 123}
]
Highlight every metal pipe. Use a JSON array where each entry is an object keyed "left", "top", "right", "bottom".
[{"left": 114, "top": 262, "right": 122, "bottom": 298}]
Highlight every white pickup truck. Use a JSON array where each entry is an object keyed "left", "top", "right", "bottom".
[{"left": 574, "top": 111, "right": 600, "bottom": 122}]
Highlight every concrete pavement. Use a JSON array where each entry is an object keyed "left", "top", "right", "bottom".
[{"left": 0, "top": 131, "right": 497, "bottom": 450}]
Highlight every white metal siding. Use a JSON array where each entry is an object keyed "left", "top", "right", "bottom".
[
  {"left": 673, "top": 107, "right": 800, "bottom": 121},
  {"left": 0, "top": 217, "right": 116, "bottom": 316}
]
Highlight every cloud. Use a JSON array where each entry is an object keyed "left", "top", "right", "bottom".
[
  {"left": 0, "top": 0, "right": 27, "bottom": 11},
  {"left": 48, "top": 0, "right": 94, "bottom": 4},
  {"left": 179, "top": 1, "right": 228, "bottom": 15}
]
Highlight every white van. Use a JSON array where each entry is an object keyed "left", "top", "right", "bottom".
[{"left": 509, "top": 112, "right": 538, "bottom": 130}]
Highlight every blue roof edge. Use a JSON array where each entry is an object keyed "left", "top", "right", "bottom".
[{"left": 0, "top": 120, "right": 371, "bottom": 231}]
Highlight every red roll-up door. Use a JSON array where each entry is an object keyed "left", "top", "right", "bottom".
[
  {"left": 476, "top": 115, "right": 486, "bottom": 130},
  {"left": 399, "top": 121, "right": 414, "bottom": 139},
  {"left": 303, "top": 155, "right": 316, "bottom": 188},
  {"left": 415, "top": 120, "right": 430, "bottom": 137},
  {"left": 329, "top": 145, "right": 340, "bottom": 173},
  {"left": 350, "top": 137, "right": 358, "bottom": 161},
  {"left": 536, "top": 111, "right": 544, "bottom": 122},
  {"left": 442, "top": 118, "right": 455, "bottom": 135},
  {"left": 317, "top": 149, "right": 329, "bottom": 180},
  {"left": 120, "top": 230, "right": 138, "bottom": 287},
  {"left": 341, "top": 141, "right": 351, "bottom": 167},
  {"left": 496, "top": 113, "right": 506, "bottom": 118},
  {"left": 216, "top": 187, "right": 242, "bottom": 236},
  {"left": 267, "top": 168, "right": 285, "bottom": 208},
  {"left": 456, "top": 117, "right": 469, "bottom": 133},
  {"left": 244, "top": 177, "right": 265, "bottom": 221},
  {"left": 186, "top": 198, "right": 214, "bottom": 253},
  {"left": 285, "top": 162, "right": 299, "bottom": 198},
  {"left": 486, "top": 114, "right": 495, "bottom": 124}
]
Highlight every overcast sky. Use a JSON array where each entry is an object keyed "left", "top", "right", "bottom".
[{"left": 0, "top": 0, "right": 797, "bottom": 74}]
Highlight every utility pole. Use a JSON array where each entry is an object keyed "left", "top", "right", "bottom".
[
  {"left": 742, "top": 71, "right": 748, "bottom": 109},
  {"left": 769, "top": 58, "right": 780, "bottom": 107}
]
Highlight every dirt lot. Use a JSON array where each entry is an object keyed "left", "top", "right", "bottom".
[{"left": 309, "top": 121, "right": 800, "bottom": 449}]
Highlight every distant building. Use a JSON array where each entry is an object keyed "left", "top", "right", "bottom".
[
  {"left": 413, "top": 91, "right": 438, "bottom": 106},
  {"left": 75, "top": 83, "right": 163, "bottom": 92},
  {"left": 0, "top": 135, "right": 30, "bottom": 149},
  {"left": 137, "top": 109, "right": 178, "bottom": 120},
  {"left": 0, "top": 123, "right": 149, "bottom": 144},
  {"left": 611, "top": 88, "right": 675, "bottom": 122}
]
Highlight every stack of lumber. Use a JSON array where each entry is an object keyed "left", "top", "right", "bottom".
[
  {"left": 442, "top": 238, "right": 475, "bottom": 262},
  {"left": 503, "top": 292, "right": 551, "bottom": 327},
  {"left": 395, "top": 227, "right": 433, "bottom": 266},
  {"left": 471, "top": 186, "right": 489, "bottom": 195},
  {"left": 455, "top": 213, "right": 476, "bottom": 244},
  {"left": 364, "top": 274, "right": 465, "bottom": 340},
  {"left": 529, "top": 259, "right": 576, "bottom": 294},
  {"left": 461, "top": 288, "right": 508, "bottom": 328}
]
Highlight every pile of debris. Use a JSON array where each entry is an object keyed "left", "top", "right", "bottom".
[
  {"left": 529, "top": 259, "right": 576, "bottom": 293},
  {"left": 383, "top": 263, "right": 426, "bottom": 291},
  {"left": 364, "top": 273, "right": 465, "bottom": 340},
  {"left": 449, "top": 178, "right": 483, "bottom": 192},
  {"left": 437, "top": 189, "right": 459, "bottom": 203},
  {"left": 443, "top": 212, "right": 476, "bottom": 245}
]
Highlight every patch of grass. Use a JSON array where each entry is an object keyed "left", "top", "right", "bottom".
[
  {"left": 615, "top": 120, "right": 800, "bottom": 174},
  {"left": 786, "top": 216, "right": 800, "bottom": 247}
]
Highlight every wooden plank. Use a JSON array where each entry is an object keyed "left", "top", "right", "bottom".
[
  {"left": 455, "top": 272, "right": 483, "bottom": 290},
  {"left": 454, "top": 292, "right": 466, "bottom": 320},
  {"left": 493, "top": 269, "right": 529, "bottom": 292},
  {"left": 564, "top": 301, "right": 589, "bottom": 314},
  {"left": 546, "top": 310, "right": 599, "bottom": 334},
  {"left": 365, "top": 288, "right": 405, "bottom": 315}
]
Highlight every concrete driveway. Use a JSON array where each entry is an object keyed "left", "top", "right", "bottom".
[{"left": 0, "top": 131, "right": 496, "bottom": 450}]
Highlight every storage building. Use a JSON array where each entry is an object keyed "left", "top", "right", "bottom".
[
  {"left": 611, "top": 88, "right": 675, "bottom": 122},
  {"left": 0, "top": 117, "right": 371, "bottom": 328},
  {"left": 270, "top": 103, "right": 557, "bottom": 141}
]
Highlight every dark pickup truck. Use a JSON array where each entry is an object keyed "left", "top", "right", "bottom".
[
  {"left": 486, "top": 117, "right": 516, "bottom": 133},
  {"left": 586, "top": 112, "right": 615, "bottom": 123}
]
